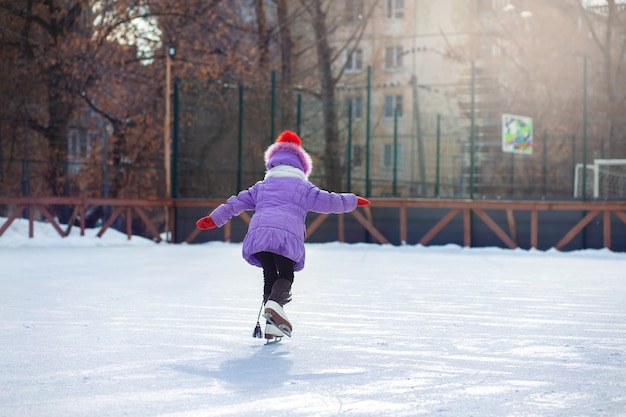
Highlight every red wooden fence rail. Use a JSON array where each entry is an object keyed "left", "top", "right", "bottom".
[{"left": 1, "top": 197, "right": 625, "bottom": 250}]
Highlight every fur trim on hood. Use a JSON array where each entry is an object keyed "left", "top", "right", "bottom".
[{"left": 264, "top": 134, "right": 313, "bottom": 178}]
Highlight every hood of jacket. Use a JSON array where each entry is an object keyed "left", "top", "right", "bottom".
[{"left": 264, "top": 141, "right": 312, "bottom": 179}]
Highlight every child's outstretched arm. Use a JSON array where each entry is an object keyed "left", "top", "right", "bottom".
[
  {"left": 195, "top": 186, "right": 258, "bottom": 230},
  {"left": 306, "top": 186, "right": 369, "bottom": 213}
]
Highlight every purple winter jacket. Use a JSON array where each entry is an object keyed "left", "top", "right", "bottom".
[{"left": 209, "top": 146, "right": 357, "bottom": 271}]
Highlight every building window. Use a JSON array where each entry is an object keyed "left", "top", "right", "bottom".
[
  {"left": 352, "top": 144, "right": 364, "bottom": 168},
  {"left": 68, "top": 127, "right": 89, "bottom": 159},
  {"left": 493, "top": 0, "right": 509, "bottom": 11},
  {"left": 345, "top": 0, "right": 364, "bottom": 22},
  {"left": 345, "top": 96, "right": 363, "bottom": 120},
  {"left": 383, "top": 143, "right": 403, "bottom": 168},
  {"left": 477, "top": 0, "right": 510, "bottom": 12},
  {"left": 384, "top": 46, "right": 403, "bottom": 70},
  {"left": 386, "top": 0, "right": 404, "bottom": 19},
  {"left": 344, "top": 48, "right": 364, "bottom": 73},
  {"left": 384, "top": 94, "right": 403, "bottom": 119}
]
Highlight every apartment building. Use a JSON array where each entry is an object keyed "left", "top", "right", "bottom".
[{"left": 331, "top": 0, "right": 476, "bottom": 197}]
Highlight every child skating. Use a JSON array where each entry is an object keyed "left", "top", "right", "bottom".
[{"left": 195, "top": 130, "right": 370, "bottom": 342}]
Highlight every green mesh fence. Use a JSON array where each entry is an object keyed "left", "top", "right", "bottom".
[
  {"left": 2, "top": 73, "right": 623, "bottom": 201},
  {"left": 172, "top": 74, "right": 624, "bottom": 200}
]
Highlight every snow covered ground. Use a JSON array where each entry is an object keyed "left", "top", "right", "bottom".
[{"left": 1, "top": 217, "right": 625, "bottom": 417}]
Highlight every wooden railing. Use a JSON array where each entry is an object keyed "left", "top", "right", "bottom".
[
  {"left": 365, "top": 198, "right": 626, "bottom": 250},
  {"left": 0, "top": 197, "right": 172, "bottom": 242},
  {"left": 1, "top": 196, "right": 625, "bottom": 250}
]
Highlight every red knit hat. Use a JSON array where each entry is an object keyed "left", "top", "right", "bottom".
[{"left": 275, "top": 130, "right": 302, "bottom": 146}]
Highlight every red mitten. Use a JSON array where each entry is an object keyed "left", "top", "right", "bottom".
[
  {"left": 196, "top": 216, "right": 216, "bottom": 230},
  {"left": 356, "top": 196, "right": 370, "bottom": 206}
]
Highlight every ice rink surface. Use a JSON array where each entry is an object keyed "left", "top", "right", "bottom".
[{"left": 1, "top": 218, "right": 625, "bottom": 416}]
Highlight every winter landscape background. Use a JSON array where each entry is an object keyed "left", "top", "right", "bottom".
[{"left": 1, "top": 217, "right": 625, "bottom": 417}]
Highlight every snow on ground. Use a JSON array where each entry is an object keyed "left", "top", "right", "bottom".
[{"left": 1, "top": 217, "right": 625, "bottom": 417}]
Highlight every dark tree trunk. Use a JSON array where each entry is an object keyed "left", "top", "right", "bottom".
[
  {"left": 277, "top": 0, "right": 296, "bottom": 129},
  {"left": 310, "top": 0, "right": 342, "bottom": 191}
]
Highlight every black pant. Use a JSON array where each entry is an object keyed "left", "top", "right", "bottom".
[{"left": 255, "top": 251, "right": 294, "bottom": 297}]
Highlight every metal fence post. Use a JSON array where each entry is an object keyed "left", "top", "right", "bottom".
[
  {"left": 172, "top": 78, "right": 180, "bottom": 199},
  {"left": 571, "top": 133, "right": 577, "bottom": 196},
  {"left": 393, "top": 107, "right": 398, "bottom": 196},
  {"left": 237, "top": 84, "right": 244, "bottom": 192},
  {"left": 470, "top": 61, "right": 476, "bottom": 199},
  {"left": 509, "top": 153, "right": 514, "bottom": 196},
  {"left": 296, "top": 93, "right": 302, "bottom": 135},
  {"left": 435, "top": 114, "right": 441, "bottom": 198},
  {"left": 582, "top": 56, "right": 588, "bottom": 202},
  {"left": 542, "top": 128, "right": 547, "bottom": 196},
  {"left": 347, "top": 101, "right": 352, "bottom": 193},
  {"left": 366, "top": 65, "right": 372, "bottom": 197},
  {"left": 22, "top": 112, "right": 30, "bottom": 198},
  {"left": 270, "top": 71, "right": 276, "bottom": 143},
  {"left": 582, "top": 56, "right": 588, "bottom": 249}
]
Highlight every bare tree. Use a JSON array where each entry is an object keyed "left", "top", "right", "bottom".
[
  {"left": 298, "top": 0, "right": 379, "bottom": 191},
  {"left": 248, "top": 0, "right": 379, "bottom": 190},
  {"left": 254, "top": 0, "right": 271, "bottom": 73},
  {"left": 0, "top": 0, "right": 89, "bottom": 206},
  {"left": 580, "top": 0, "right": 626, "bottom": 155},
  {"left": 253, "top": 0, "right": 298, "bottom": 127}
]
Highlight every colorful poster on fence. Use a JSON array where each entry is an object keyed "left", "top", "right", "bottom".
[{"left": 502, "top": 114, "right": 533, "bottom": 154}]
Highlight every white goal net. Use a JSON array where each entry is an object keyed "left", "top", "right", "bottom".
[{"left": 574, "top": 159, "right": 626, "bottom": 199}]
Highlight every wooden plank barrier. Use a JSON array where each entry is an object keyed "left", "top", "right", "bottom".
[
  {"left": 1, "top": 197, "right": 625, "bottom": 250},
  {"left": 0, "top": 197, "right": 173, "bottom": 242}
]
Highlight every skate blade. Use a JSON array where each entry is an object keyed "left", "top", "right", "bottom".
[{"left": 265, "top": 337, "right": 282, "bottom": 345}]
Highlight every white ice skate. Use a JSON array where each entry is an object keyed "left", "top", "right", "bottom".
[
  {"left": 263, "top": 300, "right": 292, "bottom": 337},
  {"left": 264, "top": 321, "right": 285, "bottom": 344}
]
